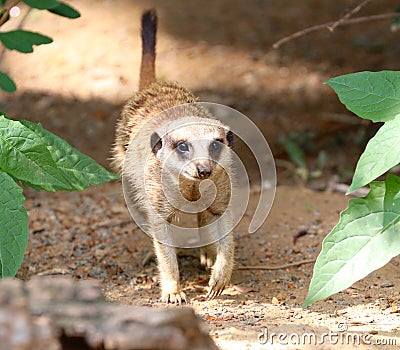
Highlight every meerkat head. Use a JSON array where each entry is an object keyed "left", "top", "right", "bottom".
[{"left": 150, "top": 118, "right": 233, "bottom": 181}]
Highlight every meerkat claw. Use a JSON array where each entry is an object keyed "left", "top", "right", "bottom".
[
  {"left": 163, "top": 291, "right": 187, "bottom": 304},
  {"left": 206, "top": 285, "right": 225, "bottom": 300}
]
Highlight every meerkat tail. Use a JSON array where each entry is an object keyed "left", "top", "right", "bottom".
[{"left": 139, "top": 9, "right": 157, "bottom": 90}]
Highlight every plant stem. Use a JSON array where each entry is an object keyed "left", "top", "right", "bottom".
[{"left": 0, "top": 0, "right": 22, "bottom": 27}]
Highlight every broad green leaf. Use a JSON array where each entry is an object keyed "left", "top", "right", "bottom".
[
  {"left": 326, "top": 71, "right": 400, "bottom": 122},
  {"left": 0, "top": 171, "right": 28, "bottom": 277},
  {"left": 49, "top": 2, "right": 80, "bottom": 18},
  {"left": 348, "top": 115, "right": 400, "bottom": 193},
  {"left": 304, "top": 174, "right": 400, "bottom": 307},
  {"left": 0, "top": 30, "right": 52, "bottom": 53},
  {"left": 0, "top": 71, "right": 16, "bottom": 93},
  {"left": 23, "top": 0, "right": 80, "bottom": 18},
  {"left": 0, "top": 115, "right": 73, "bottom": 191},
  {"left": 0, "top": 116, "right": 118, "bottom": 191},
  {"left": 21, "top": 120, "right": 118, "bottom": 190},
  {"left": 23, "top": 0, "right": 59, "bottom": 9}
]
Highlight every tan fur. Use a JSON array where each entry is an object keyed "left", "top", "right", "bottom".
[
  {"left": 111, "top": 10, "right": 234, "bottom": 303},
  {"left": 111, "top": 82, "right": 198, "bottom": 173}
]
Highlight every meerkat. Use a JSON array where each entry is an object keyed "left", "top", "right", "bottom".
[{"left": 112, "top": 9, "right": 235, "bottom": 304}]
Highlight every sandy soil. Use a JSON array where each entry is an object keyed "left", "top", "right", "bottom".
[{"left": 2, "top": 0, "right": 400, "bottom": 348}]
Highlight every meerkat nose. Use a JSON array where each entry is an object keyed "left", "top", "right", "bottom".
[{"left": 197, "top": 167, "right": 211, "bottom": 179}]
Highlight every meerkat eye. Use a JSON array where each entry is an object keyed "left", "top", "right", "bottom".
[
  {"left": 209, "top": 139, "right": 222, "bottom": 156},
  {"left": 176, "top": 141, "right": 189, "bottom": 153}
]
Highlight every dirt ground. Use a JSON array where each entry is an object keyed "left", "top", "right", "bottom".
[{"left": 2, "top": 0, "right": 400, "bottom": 348}]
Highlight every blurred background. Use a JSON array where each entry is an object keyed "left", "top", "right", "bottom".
[{"left": 0, "top": 0, "right": 398, "bottom": 186}]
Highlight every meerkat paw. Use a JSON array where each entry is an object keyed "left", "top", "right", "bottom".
[
  {"left": 161, "top": 289, "right": 187, "bottom": 304},
  {"left": 206, "top": 267, "right": 231, "bottom": 300},
  {"left": 160, "top": 280, "right": 187, "bottom": 304}
]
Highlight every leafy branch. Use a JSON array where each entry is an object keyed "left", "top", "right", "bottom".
[
  {"left": 0, "top": 2, "right": 119, "bottom": 277},
  {"left": 304, "top": 71, "right": 400, "bottom": 307},
  {"left": 0, "top": 116, "right": 118, "bottom": 277},
  {"left": 0, "top": 0, "right": 80, "bottom": 92}
]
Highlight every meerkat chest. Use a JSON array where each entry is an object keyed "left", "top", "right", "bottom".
[{"left": 178, "top": 179, "right": 201, "bottom": 202}]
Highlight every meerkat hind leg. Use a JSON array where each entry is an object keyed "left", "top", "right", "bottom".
[
  {"left": 200, "top": 245, "right": 217, "bottom": 269},
  {"left": 198, "top": 212, "right": 217, "bottom": 269}
]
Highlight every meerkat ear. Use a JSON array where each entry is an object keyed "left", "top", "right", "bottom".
[
  {"left": 226, "top": 130, "right": 234, "bottom": 148},
  {"left": 150, "top": 131, "right": 162, "bottom": 155}
]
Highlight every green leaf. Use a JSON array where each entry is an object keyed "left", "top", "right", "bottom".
[
  {"left": 21, "top": 120, "right": 118, "bottom": 190},
  {"left": 0, "top": 116, "right": 118, "bottom": 191},
  {"left": 0, "top": 171, "right": 28, "bottom": 277},
  {"left": 304, "top": 174, "right": 400, "bottom": 307},
  {"left": 23, "top": 0, "right": 80, "bottom": 18},
  {"left": 0, "top": 71, "right": 16, "bottom": 93},
  {"left": 326, "top": 71, "right": 400, "bottom": 122},
  {"left": 0, "top": 30, "right": 52, "bottom": 53},
  {"left": 0, "top": 116, "right": 73, "bottom": 191},
  {"left": 283, "top": 138, "right": 306, "bottom": 168},
  {"left": 23, "top": 0, "right": 59, "bottom": 9},
  {"left": 348, "top": 115, "right": 400, "bottom": 193},
  {"left": 48, "top": 2, "right": 80, "bottom": 18}
]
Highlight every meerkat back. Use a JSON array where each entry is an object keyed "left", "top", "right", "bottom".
[{"left": 112, "top": 10, "right": 198, "bottom": 174}]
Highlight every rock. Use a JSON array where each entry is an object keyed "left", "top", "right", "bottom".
[{"left": 0, "top": 276, "right": 217, "bottom": 350}]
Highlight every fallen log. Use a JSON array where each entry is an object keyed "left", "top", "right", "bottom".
[{"left": 0, "top": 276, "right": 217, "bottom": 350}]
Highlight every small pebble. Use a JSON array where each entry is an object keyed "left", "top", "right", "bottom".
[{"left": 380, "top": 282, "right": 394, "bottom": 288}]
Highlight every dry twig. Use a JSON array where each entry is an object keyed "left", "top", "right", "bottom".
[
  {"left": 273, "top": 12, "right": 400, "bottom": 49},
  {"left": 327, "top": 0, "right": 373, "bottom": 31},
  {"left": 238, "top": 258, "right": 315, "bottom": 270}
]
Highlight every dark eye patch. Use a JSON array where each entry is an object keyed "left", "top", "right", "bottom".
[
  {"left": 209, "top": 139, "right": 223, "bottom": 157},
  {"left": 174, "top": 140, "right": 190, "bottom": 154}
]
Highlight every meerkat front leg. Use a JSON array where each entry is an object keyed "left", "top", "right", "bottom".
[
  {"left": 198, "top": 210, "right": 234, "bottom": 299},
  {"left": 153, "top": 240, "right": 186, "bottom": 303},
  {"left": 207, "top": 232, "right": 234, "bottom": 299},
  {"left": 151, "top": 220, "right": 186, "bottom": 304}
]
